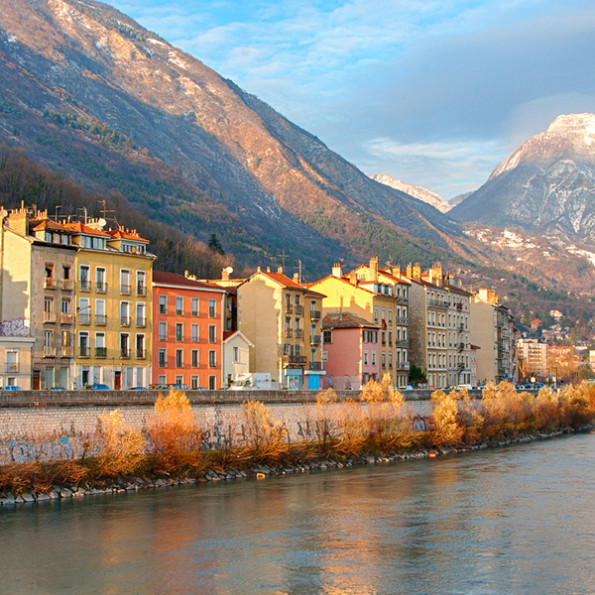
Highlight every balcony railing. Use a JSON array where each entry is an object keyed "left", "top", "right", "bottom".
[
  {"left": 136, "top": 317, "right": 146, "bottom": 328},
  {"left": 137, "top": 283, "right": 146, "bottom": 296},
  {"left": 294, "top": 328, "right": 304, "bottom": 339},
  {"left": 396, "top": 295, "right": 409, "bottom": 305},
  {"left": 395, "top": 339, "right": 408, "bottom": 347},
  {"left": 396, "top": 361, "right": 411, "bottom": 371},
  {"left": 78, "top": 314, "right": 91, "bottom": 326},
  {"left": 78, "top": 346, "right": 90, "bottom": 358},
  {"left": 95, "top": 281, "right": 107, "bottom": 293},
  {"left": 158, "top": 359, "right": 168, "bottom": 369},
  {"left": 95, "top": 347, "right": 107, "bottom": 358},
  {"left": 120, "top": 316, "right": 131, "bottom": 327},
  {"left": 427, "top": 298, "right": 449, "bottom": 309},
  {"left": 136, "top": 349, "right": 146, "bottom": 360},
  {"left": 59, "top": 313, "right": 74, "bottom": 325},
  {"left": 308, "top": 361, "right": 323, "bottom": 371},
  {"left": 310, "top": 309, "right": 321, "bottom": 320},
  {"left": 294, "top": 305, "right": 304, "bottom": 316},
  {"left": 5, "top": 363, "right": 19, "bottom": 373},
  {"left": 310, "top": 334, "right": 322, "bottom": 345},
  {"left": 60, "top": 346, "right": 74, "bottom": 358},
  {"left": 282, "top": 354, "right": 307, "bottom": 367},
  {"left": 396, "top": 317, "right": 408, "bottom": 325},
  {"left": 120, "top": 348, "right": 131, "bottom": 359},
  {"left": 79, "top": 280, "right": 91, "bottom": 292},
  {"left": 95, "top": 314, "right": 107, "bottom": 326},
  {"left": 120, "top": 284, "right": 131, "bottom": 296},
  {"left": 458, "top": 342, "right": 465, "bottom": 351},
  {"left": 158, "top": 334, "right": 167, "bottom": 342},
  {"left": 284, "top": 328, "right": 293, "bottom": 338},
  {"left": 61, "top": 279, "right": 74, "bottom": 291},
  {"left": 285, "top": 304, "right": 293, "bottom": 314},
  {"left": 43, "top": 313, "right": 56, "bottom": 324},
  {"left": 42, "top": 346, "right": 56, "bottom": 357},
  {"left": 44, "top": 277, "right": 57, "bottom": 289}
]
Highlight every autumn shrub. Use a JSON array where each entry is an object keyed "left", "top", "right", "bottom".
[
  {"left": 334, "top": 398, "right": 368, "bottom": 455},
  {"left": 430, "top": 389, "right": 464, "bottom": 447},
  {"left": 314, "top": 387, "right": 339, "bottom": 453},
  {"left": 558, "top": 382, "right": 595, "bottom": 428},
  {"left": 95, "top": 409, "right": 145, "bottom": 477},
  {"left": 456, "top": 386, "right": 484, "bottom": 445},
  {"left": 239, "top": 400, "right": 288, "bottom": 462},
  {"left": 533, "top": 386, "right": 561, "bottom": 432}
]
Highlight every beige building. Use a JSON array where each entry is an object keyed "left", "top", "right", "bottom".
[
  {"left": 222, "top": 330, "right": 254, "bottom": 387},
  {"left": 237, "top": 267, "right": 325, "bottom": 390},
  {"left": 470, "top": 288, "right": 516, "bottom": 384},
  {"left": 1, "top": 207, "right": 78, "bottom": 389},
  {"left": 517, "top": 338, "right": 547, "bottom": 379},
  {"left": 0, "top": 336, "right": 36, "bottom": 389},
  {"left": 444, "top": 283, "right": 472, "bottom": 387}
]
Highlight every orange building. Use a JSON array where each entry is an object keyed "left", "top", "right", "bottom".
[{"left": 152, "top": 271, "right": 226, "bottom": 389}]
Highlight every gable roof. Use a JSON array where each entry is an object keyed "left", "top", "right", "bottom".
[{"left": 153, "top": 270, "right": 225, "bottom": 291}]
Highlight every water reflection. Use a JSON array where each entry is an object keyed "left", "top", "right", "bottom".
[{"left": 1, "top": 432, "right": 594, "bottom": 594}]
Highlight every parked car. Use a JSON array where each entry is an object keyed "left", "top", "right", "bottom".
[
  {"left": 86, "top": 383, "right": 110, "bottom": 390},
  {"left": 129, "top": 386, "right": 147, "bottom": 390},
  {"left": 50, "top": 386, "right": 67, "bottom": 391},
  {"left": 1, "top": 385, "right": 22, "bottom": 390}
]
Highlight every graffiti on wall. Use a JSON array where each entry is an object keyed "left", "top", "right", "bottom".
[
  {"left": 1, "top": 318, "right": 30, "bottom": 337},
  {"left": 8, "top": 437, "right": 73, "bottom": 464}
]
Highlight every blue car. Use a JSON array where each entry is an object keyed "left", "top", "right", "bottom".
[
  {"left": 87, "top": 383, "right": 110, "bottom": 390},
  {"left": 1, "top": 385, "right": 22, "bottom": 390}
]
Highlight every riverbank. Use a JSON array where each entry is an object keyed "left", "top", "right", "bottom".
[{"left": 1, "top": 379, "right": 594, "bottom": 507}]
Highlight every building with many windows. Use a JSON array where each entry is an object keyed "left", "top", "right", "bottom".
[
  {"left": 152, "top": 271, "right": 225, "bottom": 390},
  {"left": 237, "top": 267, "right": 325, "bottom": 389}
]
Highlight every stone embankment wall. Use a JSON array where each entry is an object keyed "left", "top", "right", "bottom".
[{"left": 0, "top": 389, "right": 466, "bottom": 464}]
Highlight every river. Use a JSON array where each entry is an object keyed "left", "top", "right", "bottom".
[{"left": 1, "top": 431, "right": 593, "bottom": 594}]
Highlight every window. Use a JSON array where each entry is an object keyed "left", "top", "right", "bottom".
[
  {"left": 175, "top": 349, "right": 184, "bottom": 368},
  {"left": 61, "top": 298, "right": 70, "bottom": 315},
  {"left": 381, "top": 352, "right": 386, "bottom": 368},
  {"left": 191, "top": 324, "right": 199, "bottom": 342},
  {"left": 136, "top": 302, "right": 146, "bottom": 327},
  {"left": 209, "top": 375, "right": 217, "bottom": 389},
  {"left": 191, "top": 349, "right": 199, "bottom": 368},
  {"left": 79, "top": 265, "right": 90, "bottom": 291},
  {"left": 388, "top": 352, "right": 393, "bottom": 369},
  {"left": 208, "top": 325, "right": 217, "bottom": 343},
  {"left": 136, "top": 271, "right": 146, "bottom": 296},
  {"left": 158, "top": 348, "right": 167, "bottom": 368},
  {"left": 388, "top": 308, "right": 393, "bottom": 324},
  {"left": 372, "top": 351, "right": 377, "bottom": 366},
  {"left": 381, "top": 307, "right": 385, "bottom": 321},
  {"left": 175, "top": 375, "right": 183, "bottom": 386},
  {"left": 176, "top": 296, "right": 184, "bottom": 315},
  {"left": 233, "top": 346, "right": 239, "bottom": 363},
  {"left": 95, "top": 299, "right": 106, "bottom": 325},
  {"left": 120, "top": 269, "right": 131, "bottom": 295},
  {"left": 363, "top": 350, "right": 369, "bottom": 366},
  {"left": 158, "top": 295, "right": 167, "bottom": 315},
  {"left": 44, "top": 297, "right": 54, "bottom": 322},
  {"left": 96, "top": 267, "right": 106, "bottom": 293},
  {"left": 374, "top": 307, "right": 379, "bottom": 324},
  {"left": 120, "top": 302, "right": 130, "bottom": 326},
  {"left": 79, "top": 332, "right": 89, "bottom": 357},
  {"left": 191, "top": 298, "right": 199, "bottom": 316},
  {"left": 6, "top": 350, "right": 19, "bottom": 373},
  {"left": 208, "top": 299, "right": 217, "bottom": 318},
  {"left": 136, "top": 335, "right": 145, "bottom": 359},
  {"left": 176, "top": 323, "right": 184, "bottom": 342},
  {"left": 78, "top": 298, "right": 90, "bottom": 325},
  {"left": 159, "top": 321, "right": 167, "bottom": 341},
  {"left": 120, "top": 333, "right": 130, "bottom": 358},
  {"left": 95, "top": 333, "right": 106, "bottom": 358},
  {"left": 208, "top": 350, "right": 217, "bottom": 368},
  {"left": 191, "top": 375, "right": 199, "bottom": 390},
  {"left": 323, "top": 330, "right": 332, "bottom": 344},
  {"left": 61, "top": 331, "right": 71, "bottom": 347}
]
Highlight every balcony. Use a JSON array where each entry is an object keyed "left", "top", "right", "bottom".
[
  {"left": 60, "top": 346, "right": 74, "bottom": 358},
  {"left": 5, "top": 363, "right": 20, "bottom": 373},
  {"left": 284, "top": 328, "right": 293, "bottom": 338},
  {"left": 396, "top": 317, "right": 408, "bottom": 325},
  {"left": 42, "top": 346, "right": 57, "bottom": 357},
  {"left": 44, "top": 277, "right": 57, "bottom": 289},
  {"left": 310, "top": 335, "right": 322, "bottom": 345},
  {"left": 78, "top": 314, "right": 91, "bottom": 326},
  {"left": 137, "top": 283, "right": 146, "bottom": 297},
  {"left": 95, "top": 347, "right": 107, "bottom": 358},
  {"left": 78, "top": 346, "right": 90, "bottom": 358},
  {"left": 79, "top": 280, "right": 91, "bottom": 292},
  {"left": 158, "top": 334, "right": 167, "bottom": 342},
  {"left": 457, "top": 342, "right": 465, "bottom": 351},
  {"left": 95, "top": 281, "right": 107, "bottom": 294},
  {"left": 308, "top": 361, "right": 323, "bottom": 371},
  {"left": 136, "top": 317, "right": 146, "bottom": 328},
  {"left": 43, "top": 313, "right": 56, "bottom": 324},
  {"left": 310, "top": 309, "right": 321, "bottom": 320},
  {"left": 158, "top": 359, "right": 168, "bottom": 369},
  {"left": 120, "top": 316, "right": 131, "bottom": 327},
  {"left": 282, "top": 354, "right": 307, "bottom": 368},
  {"left": 136, "top": 349, "right": 146, "bottom": 360},
  {"left": 427, "top": 298, "right": 448, "bottom": 309},
  {"left": 95, "top": 314, "right": 107, "bottom": 326},
  {"left": 294, "top": 328, "right": 304, "bottom": 339},
  {"left": 59, "top": 313, "right": 74, "bottom": 325},
  {"left": 294, "top": 304, "right": 304, "bottom": 316},
  {"left": 120, "top": 284, "right": 131, "bottom": 296},
  {"left": 120, "top": 348, "right": 131, "bottom": 359},
  {"left": 396, "top": 361, "right": 411, "bottom": 371},
  {"left": 396, "top": 339, "right": 409, "bottom": 347},
  {"left": 396, "top": 295, "right": 409, "bottom": 305},
  {"left": 61, "top": 279, "right": 74, "bottom": 291},
  {"left": 285, "top": 304, "right": 293, "bottom": 314}
]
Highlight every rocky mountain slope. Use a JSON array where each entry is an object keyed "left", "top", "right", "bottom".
[
  {"left": 0, "top": 0, "right": 467, "bottom": 278},
  {"left": 450, "top": 114, "right": 595, "bottom": 245},
  {"left": 370, "top": 173, "right": 452, "bottom": 213}
]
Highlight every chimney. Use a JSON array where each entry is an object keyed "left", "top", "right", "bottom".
[
  {"left": 277, "top": 266, "right": 284, "bottom": 274},
  {"left": 331, "top": 262, "right": 343, "bottom": 278},
  {"left": 257, "top": 266, "right": 262, "bottom": 273},
  {"left": 391, "top": 265, "right": 401, "bottom": 278},
  {"left": 407, "top": 262, "right": 422, "bottom": 281},
  {"left": 293, "top": 272, "right": 300, "bottom": 283},
  {"left": 369, "top": 256, "right": 379, "bottom": 282},
  {"left": 429, "top": 262, "right": 443, "bottom": 287},
  {"left": 5, "top": 206, "right": 29, "bottom": 236},
  {"left": 266, "top": 266, "right": 271, "bottom": 273},
  {"left": 348, "top": 270, "right": 358, "bottom": 285},
  {"left": 221, "top": 268, "right": 230, "bottom": 281}
]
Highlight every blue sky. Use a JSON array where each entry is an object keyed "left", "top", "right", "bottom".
[{"left": 107, "top": 0, "right": 595, "bottom": 198}]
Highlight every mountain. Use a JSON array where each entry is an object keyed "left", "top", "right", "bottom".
[
  {"left": 370, "top": 174, "right": 452, "bottom": 213},
  {"left": 450, "top": 114, "right": 595, "bottom": 244},
  {"left": 0, "top": 0, "right": 466, "bottom": 278},
  {"left": 449, "top": 191, "right": 473, "bottom": 208}
]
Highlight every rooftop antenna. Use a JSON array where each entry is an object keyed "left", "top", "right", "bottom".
[
  {"left": 277, "top": 248, "right": 287, "bottom": 270},
  {"left": 99, "top": 199, "right": 117, "bottom": 226},
  {"left": 53, "top": 205, "right": 62, "bottom": 221}
]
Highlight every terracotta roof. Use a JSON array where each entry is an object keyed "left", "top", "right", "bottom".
[
  {"left": 260, "top": 271, "right": 306, "bottom": 290},
  {"left": 107, "top": 227, "right": 149, "bottom": 242},
  {"left": 444, "top": 284, "right": 473, "bottom": 296},
  {"left": 323, "top": 312, "right": 378, "bottom": 329},
  {"left": 61, "top": 221, "right": 111, "bottom": 237},
  {"left": 30, "top": 218, "right": 74, "bottom": 233},
  {"left": 153, "top": 270, "right": 225, "bottom": 291}
]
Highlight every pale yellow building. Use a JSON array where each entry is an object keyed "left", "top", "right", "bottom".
[
  {"left": 237, "top": 267, "right": 325, "bottom": 389},
  {"left": 63, "top": 221, "right": 155, "bottom": 389}
]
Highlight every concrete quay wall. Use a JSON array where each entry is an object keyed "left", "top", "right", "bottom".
[{"left": 0, "top": 389, "right": 468, "bottom": 464}]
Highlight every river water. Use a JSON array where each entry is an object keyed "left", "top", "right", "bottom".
[{"left": 1, "top": 432, "right": 593, "bottom": 594}]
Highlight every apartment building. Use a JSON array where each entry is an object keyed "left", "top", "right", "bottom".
[
  {"left": 152, "top": 271, "right": 225, "bottom": 390},
  {"left": 322, "top": 312, "right": 380, "bottom": 390},
  {"left": 1, "top": 207, "right": 78, "bottom": 389},
  {"left": 63, "top": 221, "right": 155, "bottom": 389},
  {"left": 517, "top": 337, "right": 547, "bottom": 379},
  {"left": 237, "top": 267, "right": 325, "bottom": 389},
  {"left": 444, "top": 282, "right": 472, "bottom": 387}
]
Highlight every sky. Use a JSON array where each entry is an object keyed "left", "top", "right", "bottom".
[{"left": 106, "top": 0, "right": 595, "bottom": 199}]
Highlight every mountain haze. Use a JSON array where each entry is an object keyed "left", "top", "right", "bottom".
[
  {"left": 0, "top": 0, "right": 466, "bottom": 277},
  {"left": 451, "top": 114, "right": 595, "bottom": 244}
]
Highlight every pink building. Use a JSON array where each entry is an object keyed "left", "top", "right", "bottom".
[{"left": 322, "top": 312, "right": 380, "bottom": 390}]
